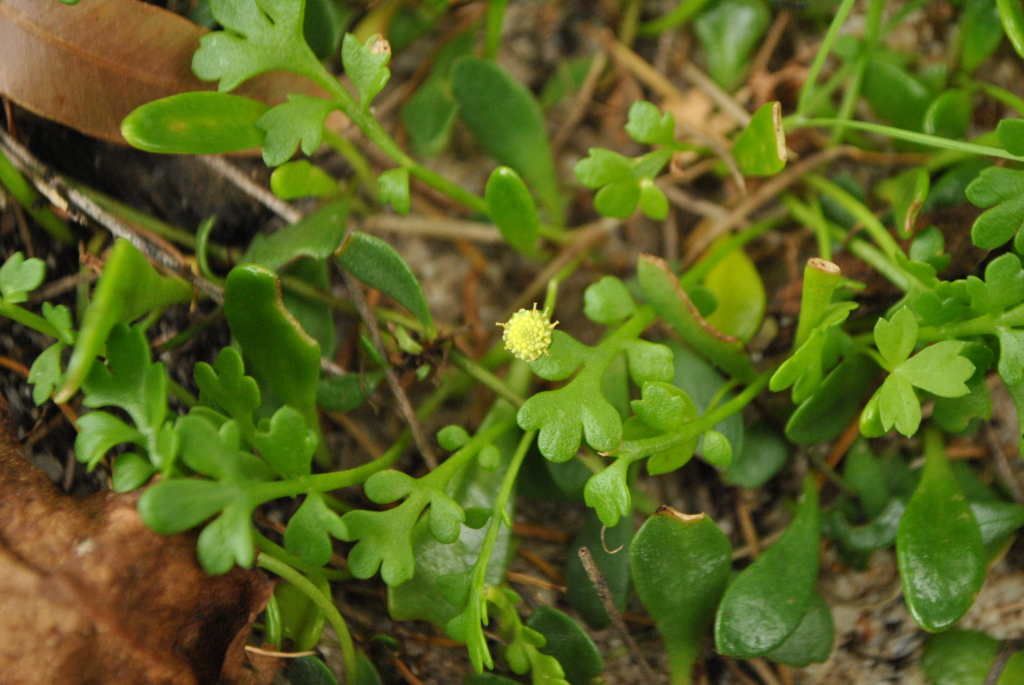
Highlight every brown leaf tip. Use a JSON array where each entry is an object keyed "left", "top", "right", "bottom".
[
  {"left": 655, "top": 505, "right": 706, "bottom": 524},
  {"left": 807, "top": 257, "right": 841, "bottom": 275}
]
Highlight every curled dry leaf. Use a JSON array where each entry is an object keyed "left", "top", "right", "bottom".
[
  {"left": 0, "top": 0, "right": 325, "bottom": 145},
  {"left": 0, "top": 403, "right": 276, "bottom": 685}
]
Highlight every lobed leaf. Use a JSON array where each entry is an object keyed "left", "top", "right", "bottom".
[{"left": 257, "top": 94, "right": 339, "bottom": 166}]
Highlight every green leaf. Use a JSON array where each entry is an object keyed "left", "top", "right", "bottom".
[
  {"left": 56, "top": 239, "right": 193, "bottom": 402},
  {"left": 723, "top": 420, "right": 786, "bottom": 490},
  {"left": 451, "top": 57, "right": 563, "bottom": 222},
  {"left": 270, "top": 160, "right": 339, "bottom": 200},
  {"left": 379, "top": 168, "right": 411, "bottom": 215},
  {"left": 75, "top": 410, "right": 145, "bottom": 470},
  {"left": 574, "top": 148, "right": 633, "bottom": 188},
  {"left": 962, "top": 0, "right": 1004, "bottom": 73},
  {"left": 701, "top": 429, "right": 733, "bottom": 467},
  {"left": 193, "top": 0, "right": 321, "bottom": 93},
  {"left": 79, "top": 324, "right": 173, "bottom": 468},
  {"left": 251, "top": 405, "right": 317, "bottom": 479},
  {"left": 701, "top": 241, "right": 766, "bottom": 343},
  {"left": 934, "top": 376, "right": 993, "bottom": 433},
  {"left": 342, "top": 33, "right": 391, "bottom": 107},
  {"left": 733, "top": 102, "right": 786, "bottom": 177},
  {"left": 288, "top": 654, "right": 340, "bottom": 685},
  {"left": 194, "top": 346, "right": 262, "bottom": 437},
  {"left": 692, "top": 0, "right": 770, "bottom": 90},
  {"left": 485, "top": 167, "right": 539, "bottom": 254},
  {"left": 998, "top": 118, "right": 1024, "bottom": 156},
  {"left": 285, "top": 492, "right": 348, "bottom": 567},
  {"left": 224, "top": 264, "right": 322, "bottom": 453},
  {"left": 631, "top": 381, "right": 697, "bottom": 434},
  {"left": 624, "top": 101, "right": 675, "bottom": 145},
  {"left": 715, "top": 477, "right": 820, "bottom": 657},
  {"left": 966, "top": 252, "right": 1024, "bottom": 315},
  {"left": 28, "top": 342, "right": 64, "bottom": 405},
  {"left": 924, "top": 89, "right": 973, "bottom": 140},
  {"left": 862, "top": 59, "right": 932, "bottom": 131},
  {"left": 897, "top": 340, "right": 974, "bottom": 396},
  {"left": 0, "top": 252, "right": 44, "bottom": 303},
  {"left": 137, "top": 478, "right": 238, "bottom": 534},
  {"left": 966, "top": 166, "right": 1024, "bottom": 249},
  {"left": 637, "top": 254, "right": 755, "bottom": 381},
  {"left": 524, "top": 607, "right": 604, "bottom": 685},
  {"left": 631, "top": 508, "right": 731, "bottom": 684},
  {"left": 638, "top": 179, "right": 669, "bottom": 220},
  {"left": 583, "top": 276, "right": 637, "bottom": 325},
  {"left": 786, "top": 353, "right": 880, "bottom": 445},
  {"left": 403, "top": 78, "right": 460, "bottom": 157},
  {"left": 303, "top": 0, "right": 346, "bottom": 60},
  {"left": 257, "top": 94, "right": 339, "bottom": 167},
  {"left": 242, "top": 198, "right": 350, "bottom": 272},
  {"left": 594, "top": 177, "right": 642, "bottom": 218},
  {"left": 998, "top": 0, "right": 1024, "bottom": 59},
  {"left": 121, "top": 92, "right": 268, "bottom": 155},
  {"left": 111, "top": 452, "right": 158, "bottom": 493},
  {"left": 336, "top": 231, "right": 436, "bottom": 339},
  {"left": 764, "top": 591, "right": 834, "bottom": 667},
  {"left": 822, "top": 497, "right": 905, "bottom": 553},
  {"left": 879, "top": 167, "right": 930, "bottom": 239},
  {"left": 897, "top": 431, "right": 986, "bottom": 631},
  {"left": 922, "top": 629, "right": 999, "bottom": 685},
  {"left": 565, "top": 511, "right": 633, "bottom": 629},
  {"left": 197, "top": 499, "right": 256, "bottom": 573},
  {"left": 316, "top": 371, "right": 383, "bottom": 412},
  {"left": 874, "top": 307, "right": 918, "bottom": 368}
]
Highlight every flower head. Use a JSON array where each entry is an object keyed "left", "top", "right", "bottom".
[{"left": 498, "top": 305, "right": 558, "bottom": 362}]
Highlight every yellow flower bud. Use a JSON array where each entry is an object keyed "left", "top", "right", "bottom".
[{"left": 498, "top": 305, "right": 558, "bottom": 362}]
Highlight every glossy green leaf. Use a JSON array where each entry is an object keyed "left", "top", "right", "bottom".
[
  {"left": 111, "top": 452, "right": 158, "bottom": 493},
  {"left": 342, "top": 33, "right": 392, "bottom": 107},
  {"left": 270, "top": 160, "right": 339, "bottom": 199},
  {"left": 485, "top": 167, "right": 539, "bottom": 254},
  {"left": 764, "top": 591, "right": 834, "bottom": 667},
  {"left": 701, "top": 242, "right": 766, "bottom": 343},
  {"left": 638, "top": 254, "right": 755, "bottom": 381},
  {"left": 56, "top": 240, "right": 192, "bottom": 403},
  {"left": 787, "top": 352, "right": 878, "bottom": 445},
  {"left": 961, "top": 0, "right": 1004, "bottom": 73},
  {"left": 451, "top": 57, "right": 563, "bottom": 222},
  {"left": 896, "top": 431, "right": 986, "bottom": 631},
  {"left": 667, "top": 342, "right": 744, "bottom": 454},
  {"left": 725, "top": 420, "right": 788, "bottom": 488},
  {"left": 631, "top": 508, "right": 731, "bottom": 684},
  {"left": 524, "top": 606, "right": 604, "bottom": 685},
  {"left": 336, "top": 231, "right": 436, "bottom": 339},
  {"left": 565, "top": 510, "right": 633, "bottom": 629},
  {"left": 224, "top": 264, "right": 322, "bottom": 453},
  {"left": 715, "top": 477, "right": 820, "bottom": 657},
  {"left": 701, "top": 430, "right": 732, "bottom": 467},
  {"left": 379, "top": 167, "right": 411, "bottom": 215},
  {"left": 288, "top": 654, "right": 339, "bottom": 685},
  {"left": 121, "top": 92, "right": 268, "bottom": 154},
  {"left": 998, "top": 0, "right": 1024, "bottom": 59},
  {"left": 303, "top": 0, "right": 346, "bottom": 60},
  {"left": 924, "top": 89, "right": 973, "bottom": 140},
  {"left": 639, "top": 179, "right": 670, "bottom": 220},
  {"left": 922, "top": 629, "right": 999, "bottom": 685},
  {"left": 693, "top": 0, "right": 770, "bottom": 90},
  {"left": 822, "top": 498, "right": 905, "bottom": 553},
  {"left": 966, "top": 166, "right": 1024, "bottom": 249},
  {"left": 733, "top": 102, "right": 786, "bottom": 177}
]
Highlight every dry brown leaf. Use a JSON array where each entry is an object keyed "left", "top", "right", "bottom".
[
  {"left": 0, "top": 404, "right": 276, "bottom": 685},
  {"left": 0, "top": 0, "right": 324, "bottom": 145}
]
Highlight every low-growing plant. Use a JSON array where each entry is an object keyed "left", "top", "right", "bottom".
[{"left": 7, "top": 0, "right": 1024, "bottom": 681}]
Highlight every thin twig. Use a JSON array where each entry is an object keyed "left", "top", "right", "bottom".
[
  {"left": 505, "top": 218, "right": 618, "bottom": 317},
  {"left": 683, "top": 145, "right": 851, "bottom": 266},
  {"left": 747, "top": 657, "right": 784, "bottom": 685},
  {"left": 342, "top": 272, "right": 437, "bottom": 469},
  {"left": 362, "top": 214, "right": 503, "bottom": 243},
  {"left": 578, "top": 547, "right": 659, "bottom": 683},
  {"left": 552, "top": 50, "right": 608, "bottom": 152},
  {"left": 198, "top": 155, "right": 304, "bottom": 224},
  {"left": 323, "top": 410, "right": 386, "bottom": 459},
  {"left": 28, "top": 270, "right": 98, "bottom": 303},
  {"left": 658, "top": 181, "right": 730, "bottom": 221},
  {"left": 748, "top": 11, "right": 792, "bottom": 84},
  {"left": 735, "top": 489, "right": 761, "bottom": 558},
  {"left": 244, "top": 646, "right": 315, "bottom": 658},
  {"left": 0, "top": 129, "right": 223, "bottom": 302},
  {"left": 681, "top": 62, "right": 752, "bottom": 127},
  {"left": 984, "top": 638, "right": 1024, "bottom": 685},
  {"left": 983, "top": 422, "right": 1024, "bottom": 503},
  {"left": 506, "top": 570, "right": 566, "bottom": 592}
]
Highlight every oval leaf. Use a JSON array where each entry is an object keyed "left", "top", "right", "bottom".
[
  {"left": 122, "top": 92, "right": 268, "bottom": 154},
  {"left": 485, "top": 166, "right": 539, "bottom": 254},
  {"left": 733, "top": 101, "right": 786, "bottom": 177}
]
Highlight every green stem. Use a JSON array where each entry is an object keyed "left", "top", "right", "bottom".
[
  {"left": 167, "top": 378, "right": 197, "bottom": 408},
  {"left": 794, "top": 118, "right": 1024, "bottom": 162},
  {"left": 782, "top": 193, "right": 832, "bottom": 261},
  {"left": 0, "top": 147, "right": 73, "bottom": 244},
  {"left": 256, "top": 553, "right": 358, "bottom": 680},
  {"left": 449, "top": 351, "right": 525, "bottom": 408},
  {"left": 638, "top": 0, "right": 714, "bottom": 35},
  {"left": 796, "top": 0, "right": 859, "bottom": 117},
  {"left": 0, "top": 301, "right": 67, "bottom": 341},
  {"left": 829, "top": 0, "right": 885, "bottom": 143},
  {"left": 794, "top": 257, "right": 842, "bottom": 349},
  {"left": 310, "top": 66, "right": 490, "bottom": 216},
  {"left": 846, "top": 238, "right": 910, "bottom": 291},
  {"left": 485, "top": 0, "right": 508, "bottom": 58},
  {"left": 613, "top": 369, "right": 773, "bottom": 460},
  {"left": 804, "top": 174, "right": 903, "bottom": 258},
  {"left": 254, "top": 532, "right": 351, "bottom": 581}
]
